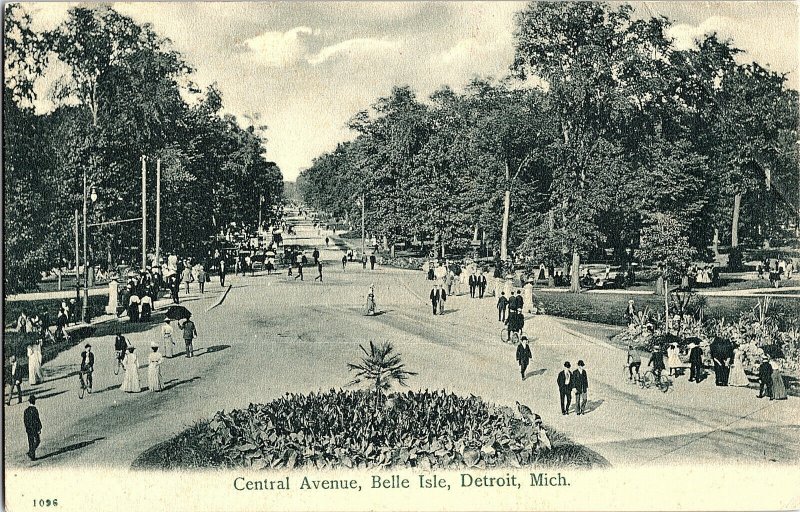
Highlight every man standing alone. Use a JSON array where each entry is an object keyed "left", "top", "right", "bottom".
[
  {"left": 557, "top": 362, "right": 573, "bottom": 415},
  {"left": 180, "top": 318, "right": 198, "bottom": 358},
  {"left": 24, "top": 395, "right": 42, "bottom": 460},
  {"left": 429, "top": 284, "right": 443, "bottom": 316},
  {"left": 497, "top": 292, "right": 508, "bottom": 322},
  {"left": 219, "top": 259, "right": 226, "bottom": 287},
  {"left": 516, "top": 336, "right": 532, "bottom": 380},
  {"left": 689, "top": 341, "right": 703, "bottom": 383},
  {"left": 369, "top": 254, "right": 376, "bottom": 271},
  {"left": 572, "top": 360, "right": 588, "bottom": 415},
  {"left": 7, "top": 355, "right": 23, "bottom": 405}
]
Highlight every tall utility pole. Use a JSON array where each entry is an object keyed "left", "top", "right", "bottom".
[
  {"left": 155, "top": 158, "right": 161, "bottom": 267},
  {"left": 361, "top": 193, "right": 366, "bottom": 257},
  {"left": 74, "top": 209, "right": 80, "bottom": 313},
  {"left": 141, "top": 156, "right": 147, "bottom": 270},
  {"left": 82, "top": 169, "right": 89, "bottom": 323}
]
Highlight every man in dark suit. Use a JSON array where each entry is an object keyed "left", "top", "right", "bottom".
[
  {"left": 556, "top": 361, "right": 573, "bottom": 415},
  {"left": 689, "top": 342, "right": 703, "bottom": 383},
  {"left": 757, "top": 357, "right": 773, "bottom": 398},
  {"left": 516, "top": 336, "right": 532, "bottom": 380},
  {"left": 497, "top": 292, "right": 508, "bottom": 322},
  {"left": 572, "top": 360, "right": 589, "bottom": 415},
  {"left": 6, "top": 355, "right": 23, "bottom": 405},
  {"left": 710, "top": 338, "right": 726, "bottom": 386},
  {"left": 80, "top": 344, "right": 95, "bottom": 393},
  {"left": 477, "top": 272, "right": 487, "bottom": 298},
  {"left": 369, "top": 254, "right": 376, "bottom": 270},
  {"left": 24, "top": 394, "right": 42, "bottom": 460},
  {"left": 515, "top": 290, "right": 524, "bottom": 313},
  {"left": 430, "top": 285, "right": 442, "bottom": 316},
  {"left": 468, "top": 273, "right": 477, "bottom": 298},
  {"left": 719, "top": 339, "right": 734, "bottom": 386}
]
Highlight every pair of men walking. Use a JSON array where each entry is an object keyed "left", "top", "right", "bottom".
[
  {"left": 429, "top": 284, "right": 447, "bottom": 315},
  {"left": 556, "top": 361, "right": 589, "bottom": 415},
  {"left": 468, "top": 273, "right": 487, "bottom": 298}
]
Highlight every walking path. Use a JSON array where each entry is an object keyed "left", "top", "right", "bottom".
[{"left": 4, "top": 213, "right": 799, "bottom": 471}]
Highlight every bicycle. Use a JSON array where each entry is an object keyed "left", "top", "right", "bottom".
[
  {"left": 500, "top": 329, "right": 523, "bottom": 344},
  {"left": 113, "top": 351, "right": 124, "bottom": 375},
  {"left": 77, "top": 369, "right": 92, "bottom": 399},
  {"left": 641, "top": 370, "right": 673, "bottom": 392},
  {"left": 623, "top": 364, "right": 646, "bottom": 387}
]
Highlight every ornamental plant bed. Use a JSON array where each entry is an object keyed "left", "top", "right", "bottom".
[{"left": 132, "top": 389, "right": 608, "bottom": 470}]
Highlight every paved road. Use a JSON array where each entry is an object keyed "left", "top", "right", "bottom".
[{"left": 5, "top": 215, "right": 800, "bottom": 469}]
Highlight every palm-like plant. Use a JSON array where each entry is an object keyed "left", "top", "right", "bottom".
[{"left": 347, "top": 341, "right": 417, "bottom": 410}]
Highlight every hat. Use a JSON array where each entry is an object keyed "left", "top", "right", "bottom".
[
  {"left": 150, "top": 341, "right": 160, "bottom": 349},
  {"left": 521, "top": 336, "right": 528, "bottom": 341},
  {"left": 577, "top": 360, "right": 585, "bottom": 366},
  {"left": 84, "top": 343, "right": 91, "bottom": 348},
  {"left": 9, "top": 355, "right": 16, "bottom": 362},
  {"left": 28, "top": 395, "right": 36, "bottom": 404},
  {"left": 164, "top": 317, "right": 171, "bottom": 323},
  {"left": 628, "top": 299, "right": 634, "bottom": 304}
]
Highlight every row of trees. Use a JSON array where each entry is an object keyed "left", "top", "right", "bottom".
[
  {"left": 4, "top": 5, "right": 284, "bottom": 294},
  {"left": 298, "top": 2, "right": 799, "bottom": 290}
]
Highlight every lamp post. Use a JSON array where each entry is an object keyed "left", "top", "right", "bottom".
[{"left": 82, "top": 173, "right": 98, "bottom": 324}]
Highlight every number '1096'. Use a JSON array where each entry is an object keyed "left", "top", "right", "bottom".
[{"left": 33, "top": 499, "right": 58, "bottom": 507}]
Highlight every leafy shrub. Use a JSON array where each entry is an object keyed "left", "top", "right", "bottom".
[{"left": 132, "top": 389, "right": 608, "bottom": 470}]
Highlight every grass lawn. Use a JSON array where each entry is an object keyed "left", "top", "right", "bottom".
[{"left": 533, "top": 290, "right": 799, "bottom": 328}]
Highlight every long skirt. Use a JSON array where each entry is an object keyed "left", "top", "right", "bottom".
[
  {"left": 148, "top": 365, "right": 163, "bottom": 392},
  {"left": 772, "top": 370, "right": 788, "bottom": 400},
  {"left": 121, "top": 367, "right": 141, "bottom": 393},
  {"left": 163, "top": 336, "right": 175, "bottom": 358}
]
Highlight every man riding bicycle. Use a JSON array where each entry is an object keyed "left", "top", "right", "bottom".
[
  {"left": 648, "top": 345, "right": 666, "bottom": 385},
  {"left": 80, "top": 343, "right": 95, "bottom": 393},
  {"left": 627, "top": 345, "right": 642, "bottom": 381},
  {"left": 114, "top": 334, "right": 128, "bottom": 364}
]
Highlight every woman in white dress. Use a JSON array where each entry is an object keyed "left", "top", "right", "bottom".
[
  {"left": 121, "top": 346, "right": 141, "bottom": 393},
  {"left": 728, "top": 346, "right": 750, "bottom": 387},
  {"left": 26, "top": 339, "right": 43, "bottom": 385},
  {"left": 147, "top": 342, "right": 163, "bottom": 392},
  {"left": 667, "top": 343, "right": 681, "bottom": 376},
  {"left": 161, "top": 318, "right": 175, "bottom": 358}
]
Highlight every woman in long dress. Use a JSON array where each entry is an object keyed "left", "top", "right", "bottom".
[
  {"left": 26, "top": 340, "right": 43, "bottom": 385},
  {"left": 147, "top": 342, "right": 163, "bottom": 392},
  {"left": 770, "top": 359, "right": 788, "bottom": 400},
  {"left": 728, "top": 347, "right": 750, "bottom": 387},
  {"left": 667, "top": 343, "right": 681, "bottom": 376},
  {"left": 161, "top": 318, "right": 175, "bottom": 358},
  {"left": 121, "top": 346, "right": 141, "bottom": 393}
]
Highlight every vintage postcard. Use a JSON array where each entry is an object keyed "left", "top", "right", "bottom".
[{"left": 3, "top": 1, "right": 799, "bottom": 511}]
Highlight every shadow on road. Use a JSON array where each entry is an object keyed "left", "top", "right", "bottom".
[
  {"left": 162, "top": 376, "right": 200, "bottom": 391},
  {"left": 37, "top": 437, "right": 106, "bottom": 460},
  {"left": 92, "top": 383, "right": 121, "bottom": 394},
  {"left": 37, "top": 389, "right": 69, "bottom": 401},
  {"left": 583, "top": 399, "right": 605, "bottom": 414},
  {"left": 525, "top": 368, "right": 547, "bottom": 379}
]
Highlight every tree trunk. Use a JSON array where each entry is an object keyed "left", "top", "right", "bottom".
[
  {"left": 500, "top": 161, "right": 511, "bottom": 261},
  {"left": 570, "top": 249, "right": 580, "bottom": 293},
  {"left": 664, "top": 278, "right": 670, "bottom": 331},
  {"left": 731, "top": 192, "right": 741, "bottom": 248}
]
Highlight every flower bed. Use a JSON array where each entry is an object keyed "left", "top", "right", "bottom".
[{"left": 133, "top": 389, "right": 608, "bottom": 470}]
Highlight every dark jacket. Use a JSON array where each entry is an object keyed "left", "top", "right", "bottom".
[
  {"left": 24, "top": 405, "right": 42, "bottom": 433},
  {"left": 8, "top": 362, "right": 23, "bottom": 384},
  {"left": 572, "top": 368, "right": 588, "bottom": 393},
  {"left": 689, "top": 346, "right": 703, "bottom": 364},
  {"left": 516, "top": 343, "right": 532, "bottom": 364},
  {"left": 758, "top": 361, "right": 773, "bottom": 381},
  {"left": 180, "top": 320, "right": 197, "bottom": 340},
  {"left": 430, "top": 289, "right": 445, "bottom": 303},
  {"left": 80, "top": 351, "right": 95, "bottom": 372},
  {"left": 477, "top": 275, "right": 487, "bottom": 288},
  {"left": 649, "top": 351, "right": 665, "bottom": 370},
  {"left": 497, "top": 296, "right": 508, "bottom": 310},
  {"left": 557, "top": 369, "right": 572, "bottom": 391},
  {"left": 468, "top": 275, "right": 477, "bottom": 287}
]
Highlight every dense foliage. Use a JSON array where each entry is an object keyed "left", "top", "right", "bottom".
[
  {"left": 298, "top": 2, "right": 799, "bottom": 281},
  {"left": 132, "top": 389, "right": 608, "bottom": 470},
  {"left": 3, "top": 5, "right": 284, "bottom": 294}
]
